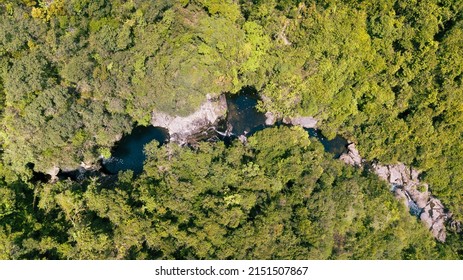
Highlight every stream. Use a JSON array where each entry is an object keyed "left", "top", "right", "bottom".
[{"left": 100, "top": 90, "right": 348, "bottom": 175}]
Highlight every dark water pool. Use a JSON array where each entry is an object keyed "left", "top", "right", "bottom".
[
  {"left": 226, "top": 87, "right": 267, "bottom": 136},
  {"left": 306, "top": 128, "right": 348, "bottom": 158},
  {"left": 102, "top": 126, "right": 168, "bottom": 174}
]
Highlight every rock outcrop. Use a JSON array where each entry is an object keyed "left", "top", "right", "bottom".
[
  {"left": 372, "top": 163, "right": 448, "bottom": 242},
  {"left": 46, "top": 166, "right": 60, "bottom": 182},
  {"left": 341, "top": 143, "right": 450, "bottom": 242},
  {"left": 265, "top": 112, "right": 277, "bottom": 126},
  {"left": 339, "top": 142, "right": 363, "bottom": 167},
  {"left": 151, "top": 94, "right": 227, "bottom": 144},
  {"left": 278, "top": 20, "right": 292, "bottom": 46}
]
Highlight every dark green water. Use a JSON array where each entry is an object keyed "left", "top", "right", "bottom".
[
  {"left": 306, "top": 129, "right": 348, "bottom": 158},
  {"left": 226, "top": 89, "right": 347, "bottom": 157},
  {"left": 226, "top": 87, "right": 267, "bottom": 136},
  {"left": 102, "top": 126, "right": 168, "bottom": 174}
]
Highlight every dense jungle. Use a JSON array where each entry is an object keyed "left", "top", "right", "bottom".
[{"left": 1, "top": 0, "right": 463, "bottom": 259}]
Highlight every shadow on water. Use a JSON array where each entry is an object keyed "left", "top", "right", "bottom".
[
  {"left": 27, "top": 162, "right": 52, "bottom": 183},
  {"left": 102, "top": 126, "right": 169, "bottom": 175},
  {"left": 226, "top": 87, "right": 267, "bottom": 136},
  {"left": 306, "top": 128, "right": 348, "bottom": 158}
]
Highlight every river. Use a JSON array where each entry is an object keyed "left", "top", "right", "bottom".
[{"left": 101, "top": 90, "right": 348, "bottom": 175}]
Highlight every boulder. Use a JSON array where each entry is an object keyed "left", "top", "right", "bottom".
[
  {"left": 393, "top": 188, "right": 408, "bottom": 202},
  {"left": 265, "top": 112, "right": 277, "bottom": 126},
  {"left": 373, "top": 164, "right": 390, "bottom": 182},
  {"left": 407, "top": 183, "right": 429, "bottom": 208},
  {"left": 411, "top": 168, "right": 420, "bottom": 181},
  {"left": 46, "top": 166, "right": 60, "bottom": 182},
  {"left": 285, "top": 116, "right": 318, "bottom": 128},
  {"left": 420, "top": 197, "right": 447, "bottom": 242},
  {"left": 397, "top": 163, "right": 411, "bottom": 185},
  {"left": 363, "top": 160, "right": 451, "bottom": 241},
  {"left": 388, "top": 165, "right": 403, "bottom": 186},
  {"left": 80, "top": 161, "right": 94, "bottom": 170},
  {"left": 339, "top": 143, "right": 362, "bottom": 166}
]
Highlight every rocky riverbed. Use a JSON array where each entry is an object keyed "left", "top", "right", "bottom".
[
  {"left": 151, "top": 94, "right": 227, "bottom": 144},
  {"left": 340, "top": 142, "right": 452, "bottom": 242}
]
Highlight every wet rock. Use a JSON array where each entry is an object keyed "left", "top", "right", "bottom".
[
  {"left": 408, "top": 199, "right": 423, "bottom": 217},
  {"left": 151, "top": 94, "right": 227, "bottom": 144},
  {"left": 407, "top": 183, "right": 429, "bottom": 209},
  {"left": 393, "top": 187, "right": 408, "bottom": 201}
]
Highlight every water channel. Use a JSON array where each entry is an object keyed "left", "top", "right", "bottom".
[{"left": 100, "top": 90, "right": 348, "bottom": 175}]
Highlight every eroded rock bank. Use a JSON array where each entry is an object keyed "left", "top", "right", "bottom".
[
  {"left": 340, "top": 142, "right": 453, "bottom": 242},
  {"left": 339, "top": 143, "right": 362, "bottom": 166},
  {"left": 150, "top": 90, "right": 319, "bottom": 145},
  {"left": 42, "top": 160, "right": 108, "bottom": 184},
  {"left": 264, "top": 111, "right": 318, "bottom": 129},
  {"left": 151, "top": 94, "right": 227, "bottom": 144},
  {"left": 46, "top": 166, "right": 60, "bottom": 182}
]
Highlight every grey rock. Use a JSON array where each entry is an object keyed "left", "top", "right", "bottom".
[
  {"left": 151, "top": 94, "right": 227, "bottom": 144},
  {"left": 339, "top": 143, "right": 362, "bottom": 166},
  {"left": 373, "top": 164, "right": 390, "bottom": 182},
  {"left": 380, "top": 163, "right": 448, "bottom": 241},
  {"left": 407, "top": 183, "right": 429, "bottom": 209},
  {"left": 411, "top": 168, "right": 420, "bottom": 181},
  {"left": 288, "top": 116, "right": 318, "bottom": 128},
  {"left": 388, "top": 165, "right": 404, "bottom": 186},
  {"left": 46, "top": 166, "right": 60, "bottom": 182},
  {"left": 344, "top": 152, "right": 450, "bottom": 241},
  {"left": 265, "top": 112, "right": 277, "bottom": 126},
  {"left": 420, "top": 197, "right": 447, "bottom": 242}
]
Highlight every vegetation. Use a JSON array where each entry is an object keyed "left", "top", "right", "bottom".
[
  {"left": 0, "top": 127, "right": 455, "bottom": 259},
  {"left": 0, "top": 0, "right": 462, "bottom": 259}
]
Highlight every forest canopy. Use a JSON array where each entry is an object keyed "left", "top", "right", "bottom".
[{"left": 1, "top": 0, "right": 463, "bottom": 259}]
